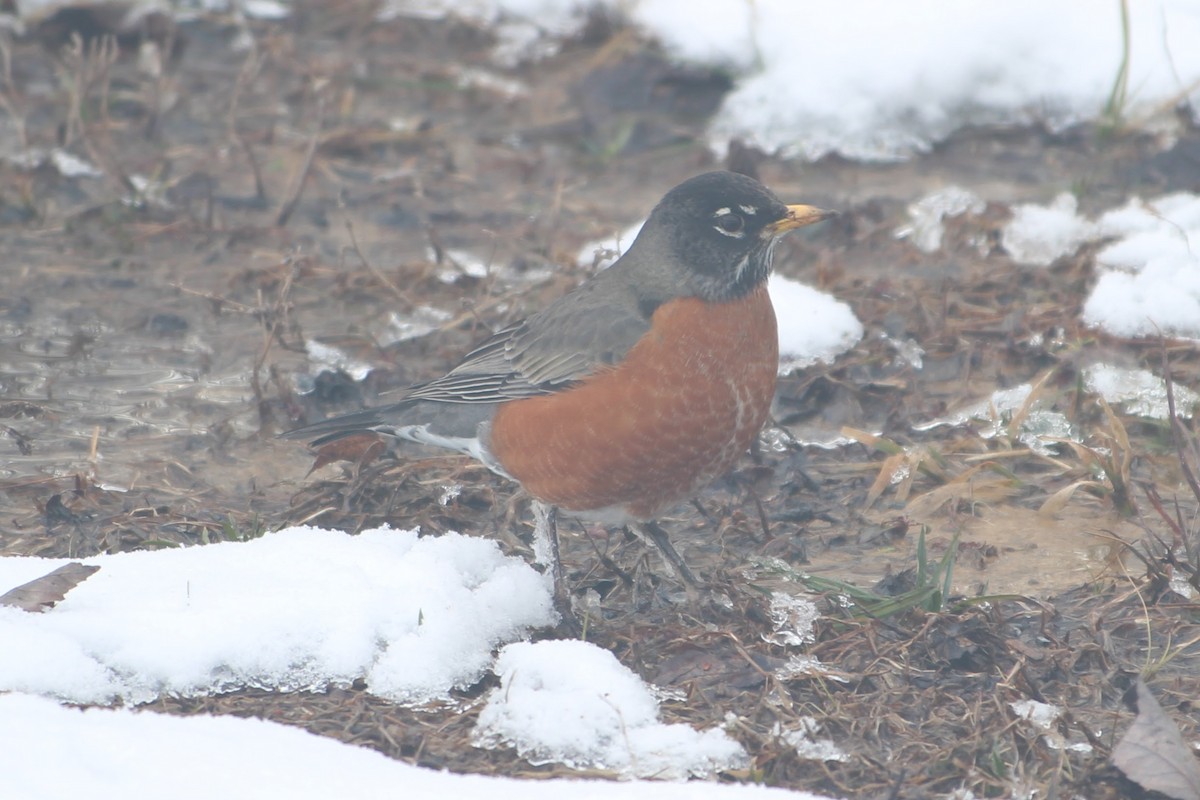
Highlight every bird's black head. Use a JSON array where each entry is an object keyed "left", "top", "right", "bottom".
[{"left": 632, "top": 171, "right": 834, "bottom": 303}]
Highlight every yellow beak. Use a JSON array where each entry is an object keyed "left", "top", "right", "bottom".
[{"left": 764, "top": 204, "right": 838, "bottom": 237}]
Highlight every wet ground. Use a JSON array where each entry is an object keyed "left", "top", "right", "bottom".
[{"left": 3, "top": 3, "right": 1200, "bottom": 797}]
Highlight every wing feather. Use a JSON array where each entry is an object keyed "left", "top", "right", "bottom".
[{"left": 404, "top": 272, "right": 655, "bottom": 404}]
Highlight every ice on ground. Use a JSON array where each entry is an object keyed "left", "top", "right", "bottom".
[
  {"left": 1084, "top": 363, "right": 1199, "bottom": 419},
  {"left": 3, "top": 148, "right": 103, "bottom": 179},
  {"left": 762, "top": 592, "right": 820, "bottom": 647},
  {"left": 884, "top": 334, "right": 926, "bottom": 370},
  {"left": 1, "top": 692, "right": 831, "bottom": 800},
  {"left": 912, "top": 381, "right": 1031, "bottom": 430},
  {"left": 436, "top": 247, "right": 495, "bottom": 282},
  {"left": 0, "top": 527, "right": 555, "bottom": 705},
  {"left": 234, "top": 0, "right": 291, "bottom": 19},
  {"left": 1011, "top": 698, "right": 1093, "bottom": 754},
  {"left": 776, "top": 718, "right": 848, "bottom": 763},
  {"left": 433, "top": 247, "right": 556, "bottom": 286},
  {"left": 1015, "top": 410, "right": 1077, "bottom": 456},
  {"left": 381, "top": 304, "right": 454, "bottom": 344},
  {"left": 761, "top": 425, "right": 867, "bottom": 452},
  {"left": 473, "top": 640, "right": 748, "bottom": 779},
  {"left": 914, "top": 384, "right": 1076, "bottom": 456},
  {"left": 1011, "top": 699, "right": 1062, "bottom": 730},
  {"left": 776, "top": 655, "right": 848, "bottom": 684},
  {"left": 895, "top": 186, "right": 986, "bottom": 253},
  {"left": 456, "top": 65, "right": 529, "bottom": 97},
  {"left": 304, "top": 340, "right": 375, "bottom": 382},
  {"left": 909, "top": 362, "right": 1199, "bottom": 447}
]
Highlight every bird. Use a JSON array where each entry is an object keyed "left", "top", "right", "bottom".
[{"left": 283, "top": 170, "right": 835, "bottom": 620}]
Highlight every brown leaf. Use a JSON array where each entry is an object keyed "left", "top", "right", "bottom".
[
  {"left": 0, "top": 563, "right": 100, "bottom": 613},
  {"left": 651, "top": 641, "right": 780, "bottom": 692},
  {"left": 1007, "top": 368, "right": 1055, "bottom": 443},
  {"left": 1112, "top": 679, "right": 1200, "bottom": 800},
  {"left": 905, "top": 466, "right": 1018, "bottom": 518},
  {"left": 1038, "top": 479, "right": 1103, "bottom": 517},
  {"left": 310, "top": 434, "right": 386, "bottom": 472},
  {"left": 865, "top": 452, "right": 905, "bottom": 509}
]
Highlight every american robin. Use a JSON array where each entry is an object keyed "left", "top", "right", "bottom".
[{"left": 284, "top": 171, "right": 834, "bottom": 616}]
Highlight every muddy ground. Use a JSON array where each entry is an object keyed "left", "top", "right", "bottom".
[{"left": 2, "top": 3, "right": 1200, "bottom": 797}]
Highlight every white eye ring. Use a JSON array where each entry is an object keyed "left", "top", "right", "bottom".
[{"left": 714, "top": 213, "right": 744, "bottom": 237}]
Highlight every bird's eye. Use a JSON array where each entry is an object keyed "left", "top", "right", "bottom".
[{"left": 715, "top": 213, "right": 744, "bottom": 235}]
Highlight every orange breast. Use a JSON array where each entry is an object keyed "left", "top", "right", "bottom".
[{"left": 487, "top": 285, "right": 778, "bottom": 520}]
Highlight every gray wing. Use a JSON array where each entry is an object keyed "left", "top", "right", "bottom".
[
  {"left": 282, "top": 268, "right": 658, "bottom": 445},
  {"left": 406, "top": 271, "right": 656, "bottom": 404}
]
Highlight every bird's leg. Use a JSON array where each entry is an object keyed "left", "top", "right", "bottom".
[
  {"left": 628, "top": 520, "right": 700, "bottom": 588},
  {"left": 531, "top": 501, "right": 573, "bottom": 623}
]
